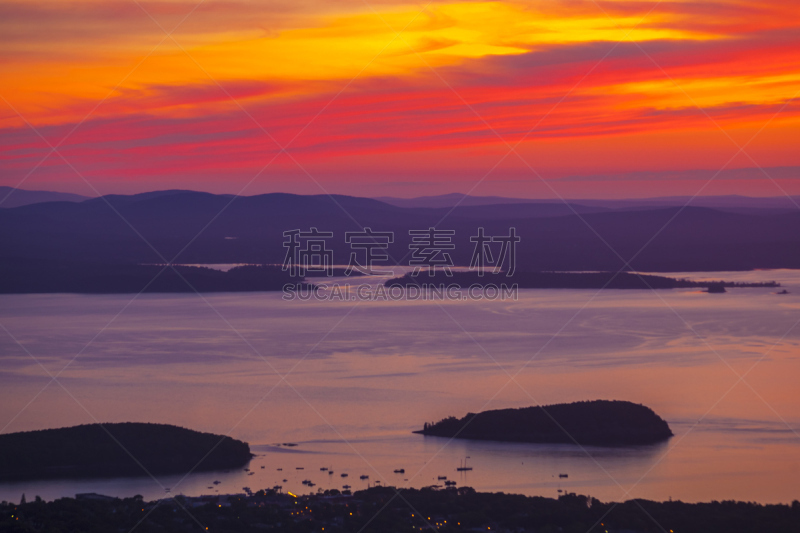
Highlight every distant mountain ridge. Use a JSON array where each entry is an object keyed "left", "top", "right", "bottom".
[
  {"left": 0, "top": 186, "right": 90, "bottom": 208},
  {"left": 1, "top": 190, "right": 799, "bottom": 280},
  {"left": 376, "top": 192, "right": 800, "bottom": 213},
  {"left": 4, "top": 186, "right": 798, "bottom": 212}
]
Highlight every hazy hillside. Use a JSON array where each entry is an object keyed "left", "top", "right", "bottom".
[
  {"left": 0, "top": 186, "right": 89, "bottom": 208},
  {"left": 377, "top": 193, "right": 800, "bottom": 212},
  {"left": 1, "top": 190, "right": 799, "bottom": 273}
]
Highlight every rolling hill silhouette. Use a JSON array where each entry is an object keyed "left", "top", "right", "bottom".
[{"left": 1, "top": 190, "right": 798, "bottom": 292}]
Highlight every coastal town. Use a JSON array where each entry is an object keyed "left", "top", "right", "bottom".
[{"left": 3, "top": 485, "right": 799, "bottom": 533}]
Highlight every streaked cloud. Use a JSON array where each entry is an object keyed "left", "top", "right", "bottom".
[{"left": 1, "top": 0, "right": 798, "bottom": 196}]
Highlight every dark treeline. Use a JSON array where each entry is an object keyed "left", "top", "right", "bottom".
[
  {"left": 0, "top": 260, "right": 309, "bottom": 293},
  {"left": 386, "top": 271, "right": 779, "bottom": 290},
  {"left": 2, "top": 486, "right": 799, "bottom": 533},
  {"left": 415, "top": 400, "right": 674, "bottom": 446},
  {"left": 0, "top": 423, "right": 252, "bottom": 480}
]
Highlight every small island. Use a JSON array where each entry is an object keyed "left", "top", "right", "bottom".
[
  {"left": 706, "top": 282, "right": 727, "bottom": 293},
  {"left": 415, "top": 400, "right": 673, "bottom": 446},
  {"left": 386, "top": 271, "right": 779, "bottom": 290},
  {"left": 0, "top": 423, "right": 252, "bottom": 481}
]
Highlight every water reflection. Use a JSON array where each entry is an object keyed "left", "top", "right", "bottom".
[{"left": 0, "top": 270, "right": 798, "bottom": 504}]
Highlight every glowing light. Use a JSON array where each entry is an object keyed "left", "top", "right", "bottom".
[{"left": 0, "top": 0, "right": 798, "bottom": 194}]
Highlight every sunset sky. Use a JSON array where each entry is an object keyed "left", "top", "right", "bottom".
[{"left": 1, "top": 0, "right": 799, "bottom": 198}]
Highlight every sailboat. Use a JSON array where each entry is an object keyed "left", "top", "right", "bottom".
[{"left": 456, "top": 457, "right": 473, "bottom": 471}]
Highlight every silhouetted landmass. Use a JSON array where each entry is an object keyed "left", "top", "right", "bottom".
[
  {"left": 376, "top": 192, "right": 800, "bottom": 212},
  {"left": 416, "top": 400, "right": 673, "bottom": 446},
  {"left": 2, "top": 190, "right": 800, "bottom": 272},
  {"left": 0, "top": 423, "right": 252, "bottom": 480},
  {"left": 0, "top": 260, "right": 311, "bottom": 293},
  {"left": 0, "top": 258, "right": 774, "bottom": 293},
  {"left": 386, "top": 271, "right": 778, "bottom": 290},
  {"left": 3, "top": 486, "right": 799, "bottom": 533},
  {"left": 0, "top": 186, "right": 89, "bottom": 208}
]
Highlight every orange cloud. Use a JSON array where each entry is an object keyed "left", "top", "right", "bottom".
[{"left": 1, "top": 0, "right": 799, "bottom": 196}]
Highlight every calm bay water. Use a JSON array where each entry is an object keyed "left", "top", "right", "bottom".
[{"left": 0, "top": 270, "right": 798, "bottom": 504}]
